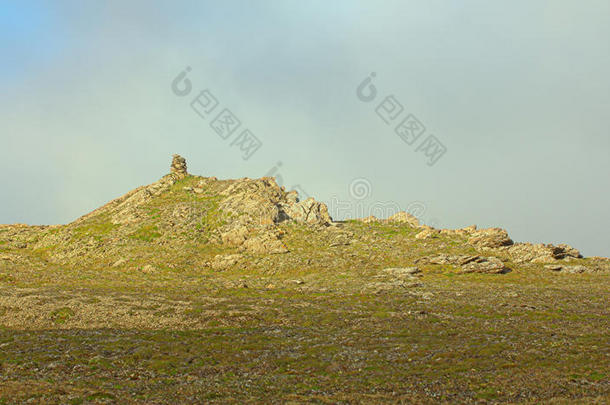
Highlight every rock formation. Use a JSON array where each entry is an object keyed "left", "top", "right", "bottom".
[
  {"left": 170, "top": 154, "right": 188, "bottom": 178},
  {"left": 1, "top": 154, "right": 604, "bottom": 273}
]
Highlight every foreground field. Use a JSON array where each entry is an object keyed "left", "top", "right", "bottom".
[{"left": 0, "top": 256, "right": 608, "bottom": 404}]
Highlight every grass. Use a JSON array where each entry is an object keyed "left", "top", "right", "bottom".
[
  {"left": 72, "top": 217, "right": 119, "bottom": 241},
  {"left": 49, "top": 307, "right": 75, "bottom": 324},
  {"left": 129, "top": 224, "right": 162, "bottom": 242}
]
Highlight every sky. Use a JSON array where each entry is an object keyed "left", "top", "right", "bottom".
[{"left": 1, "top": 0, "right": 609, "bottom": 256}]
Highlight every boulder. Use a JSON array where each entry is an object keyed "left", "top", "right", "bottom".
[
  {"left": 211, "top": 254, "right": 243, "bottom": 270},
  {"left": 281, "top": 198, "right": 332, "bottom": 225},
  {"left": 467, "top": 228, "right": 513, "bottom": 249},
  {"left": 220, "top": 225, "right": 249, "bottom": 247}
]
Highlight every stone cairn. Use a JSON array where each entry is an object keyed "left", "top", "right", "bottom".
[{"left": 170, "top": 154, "right": 188, "bottom": 178}]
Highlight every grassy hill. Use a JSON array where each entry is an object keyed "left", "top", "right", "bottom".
[{"left": 0, "top": 156, "right": 608, "bottom": 403}]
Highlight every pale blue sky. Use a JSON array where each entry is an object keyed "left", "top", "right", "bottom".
[{"left": 1, "top": 1, "right": 609, "bottom": 256}]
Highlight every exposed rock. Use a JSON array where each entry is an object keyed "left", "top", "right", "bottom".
[
  {"left": 417, "top": 254, "right": 509, "bottom": 274},
  {"left": 211, "top": 254, "right": 243, "bottom": 271},
  {"left": 112, "top": 258, "right": 126, "bottom": 267},
  {"left": 141, "top": 264, "right": 157, "bottom": 274},
  {"left": 285, "top": 190, "right": 299, "bottom": 204},
  {"left": 556, "top": 244, "right": 582, "bottom": 259},
  {"left": 544, "top": 264, "right": 591, "bottom": 274},
  {"left": 220, "top": 177, "right": 331, "bottom": 226},
  {"left": 243, "top": 231, "right": 288, "bottom": 254},
  {"left": 220, "top": 225, "right": 249, "bottom": 247},
  {"left": 440, "top": 225, "right": 477, "bottom": 236},
  {"left": 564, "top": 265, "right": 589, "bottom": 274},
  {"left": 459, "top": 257, "right": 509, "bottom": 274},
  {"left": 357, "top": 216, "right": 378, "bottom": 223},
  {"left": 415, "top": 229, "right": 439, "bottom": 240},
  {"left": 387, "top": 212, "right": 420, "bottom": 227},
  {"left": 281, "top": 197, "right": 332, "bottom": 225},
  {"left": 170, "top": 154, "right": 188, "bottom": 178},
  {"left": 416, "top": 254, "right": 480, "bottom": 266},
  {"left": 467, "top": 228, "right": 513, "bottom": 249},
  {"left": 219, "top": 178, "right": 283, "bottom": 225},
  {"left": 383, "top": 267, "right": 422, "bottom": 277},
  {"left": 507, "top": 243, "right": 582, "bottom": 263}
]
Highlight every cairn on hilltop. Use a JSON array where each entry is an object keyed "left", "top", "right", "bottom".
[{"left": 170, "top": 154, "right": 188, "bottom": 178}]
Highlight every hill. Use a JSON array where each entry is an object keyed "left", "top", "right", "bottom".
[{"left": 0, "top": 155, "right": 608, "bottom": 403}]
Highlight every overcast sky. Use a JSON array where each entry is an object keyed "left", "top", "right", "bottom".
[{"left": 1, "top": 1, "right": 609, "bottom": 256}]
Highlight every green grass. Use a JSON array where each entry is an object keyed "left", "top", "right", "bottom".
[
  {"left": 129, "top": 224, "right": 162, "bottom": 242},
  {"left": 50, "top": 307, "right": 75, "bottom": 324},
  {"left": 72, "top": 220, "right": 118, "bottom": 240}
]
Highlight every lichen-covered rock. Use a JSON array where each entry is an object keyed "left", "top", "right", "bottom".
[
  {"left": 243, "top": 231, "right": 288, "bottom": 254},
  {"left": 416, "top": 254, "right": 509, "bottom": 274},
  {"left": 211, "top": 254, "right": 243, "bottom": 270},
  {"left": 219, "top": 177, "right": 331, "bottom": 226},
  {"left": 507, "top": 243, "right": 582, "bottom": 263},
  {"left": 440, "top": 225, "right": 477, "bottom": 236},
  {"left": 382, "top": 267, "right": 421, "bottom": 278},
  {"left": 468, "top": 228, "right": 513, "bottom": 249},
  {"left": 281, "top": 198, "right": 332, "bottom": 225},
  {"left": 415, "top": 228, "right": 439, "bottom": 240},
  {"left": 387, "top": 212, "right": 420, "bottom": 227},
  {"left": 416, "top": 254, "right": 480, "bottom": 266},
  {"left": 459, "top": 257, "right": 509, "bottom": 274},
  {"left": 220, "top": 225, "right": 249, "bottom": 247}
]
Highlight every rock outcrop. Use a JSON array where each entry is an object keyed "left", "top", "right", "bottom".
[
  {"left": 387, "top": 212, "right": 420, "bottom": 227},
  {"left": 2, "top": 154, "right": 602, "bottom": 274},
  {"left": 505, "top": 243, "right": 582, "bottom": 263},
  {"left": 416, "top": 254, "right": 510, "bottom": 274},
  {"left": 459, "top": 256, "right": 508, "bottom": 274},
  {"left": 281, "top": 198, "right": 332, "bottom": 225},
  {"left": 467, "top": 228, "right": 513, "bottom": 249}
]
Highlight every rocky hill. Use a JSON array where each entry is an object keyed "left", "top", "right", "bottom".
[
  {"left": 0, "top": 155, "right": 608, "bottom": 404},
  {"left": 1, "top": 155, "right": 607, "bottom": 277}
]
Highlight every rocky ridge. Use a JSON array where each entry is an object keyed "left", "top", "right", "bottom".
[{"left": 0, "top": 155, "right": 607, "bottom": 275}]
